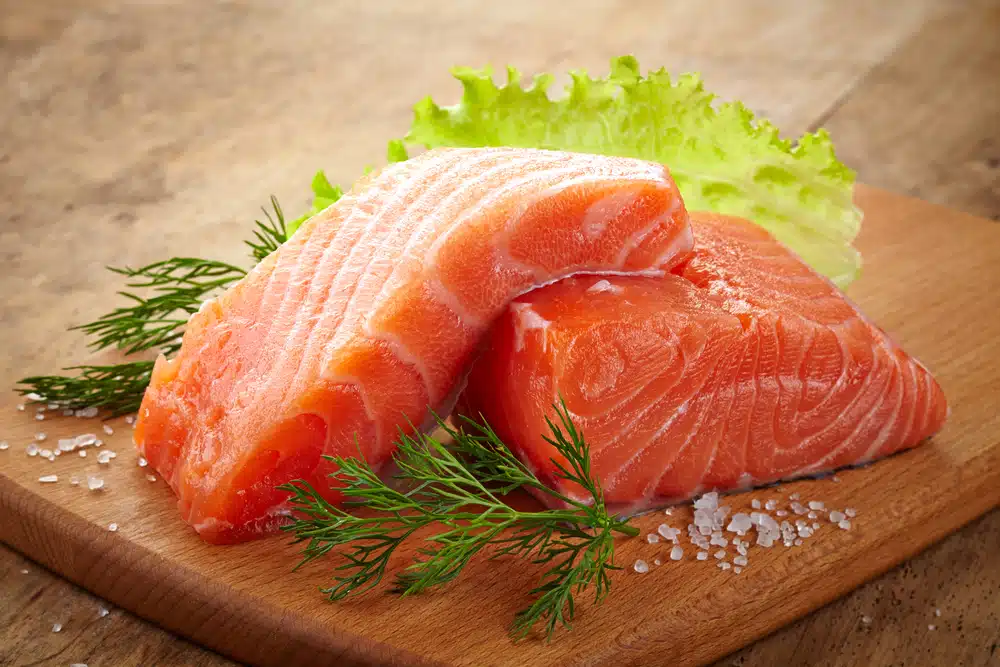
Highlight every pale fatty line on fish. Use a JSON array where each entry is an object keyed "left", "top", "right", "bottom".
[
  {"left": 275, "top": 172, "right": 432, "bottom": 401},
  {"left": 270, "top": 157, "right": 433, "bottom": 408},
  {"left": 356, "top": 153, "right": 574, "bottom": 341}
]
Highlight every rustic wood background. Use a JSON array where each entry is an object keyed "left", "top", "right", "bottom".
[{"left": 1, "top": 1, "right": 998, "bottom": 666}]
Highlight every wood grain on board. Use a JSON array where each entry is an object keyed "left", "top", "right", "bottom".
[
  {"left": 2, "top": 187, "right": 999, "bottom": 667},
  {"left": 1, "top": 1, "right": 999, "bottom": 666}
]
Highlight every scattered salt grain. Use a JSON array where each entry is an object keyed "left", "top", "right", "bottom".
[
  {"left": 832, "top": 475, "right": 841, "bottom": 483},
  {"left": 829, "top": 510, "right": 845, "bottom": 523},
  {"left": 39, "top": 448, "right": 52, "bottom": 458},
  {"left": 718, "top": 562, "right": 731, "bottom": 570},
  {"left": 726, "top": 513, "right": 752, "bottom": 535},
  {"left": 71, "top": 664, "right": 89, "bottom": 667},
  {"left": 838, "top": 519, "right": 852, "bottom": 530},
  {"left": 137, "top": 456, "right": 148, "bottom": 468},
  {"left": 794, "top": 538, "right": 804, "bottom": 546},
  {"left": 862, "top": 615, "right": 872, "bottom": 625},
  {"left": 103, "top": 424, "right": 114, "bottom": 435},
  {"left": 35, "top": 413, "right": 45, "bottom": 421},
  {"left": 87, "top": 476, "right": 105, "bottom": 491},
  {"left": 928, "top": 624, "right": 936, "bottom": 631},
  {"left": 751, "top": 499, "right": 761, "bottom": 509},
  {"left": 34, "top": 432, "right": 47, "bottom": 442},
  {"left": 79, "top": 450, "right": 87, "bottom": 458},
  {"left": 75, "top": 406, "right": 99, "bottom": 418},
  {"left": 646, "top": 533, "right": 660, "bottom": 544},
  {"left": 17, "top": 403, "right": 25, "bottom": 411},
  {"left": 670, "top": 545, "right": 683, "bottom": 561},
  {"left": 733, "top": 555, "right": 748, "bottom": 567},
  {"left": 98, "top": 607, "right": 109, "bottom": 618},
  {"left": 790, "top": 502, "right": 808, "bottom": 515},
  {"left": 70, "top": 476, "right": 80, "bottom": 486},
  {"left": 776, "top": 509, "right": 788, "bottom": 517},
  {"left": 146, "top": 474, "right": 157, "bottom": 482},
  {"left": 737, "top": 543, "right": 748, "bottom": 557},
  {"left": 75, "top": 434, "right": 98, "bottom": 448},
  {"left": 107, "top": 523, "right": 118, "bottom": 532},
  {"left": 125, "top": 415, "right": 136, "bottom": 425},
  {"left": 51, "top": 622, "right": 62, "bottom": 632},
  {"left": 0, "top": 441, "right": 7, "bottom": 451},
  {"left": 26, "top": 393, "right": 44, "bottom": 401},
  {"left": 934, "top": 608, "right": 941, "bottom": 617},
  {"left": 710, "top": 533, "right": 728, "bottom": 548},
  {"left": 663, "top": 508, "right": 673, "bottom": 516},
  {"left": 20, "top": 569, "right": 28, "bottom": 574},
  {"left": 697, "top": 551, "right": 708, "bottom": 561},
  {"left": 808, "top": 501, "right": 825, "bottom": 511},
  {"left": 39, "top": 475, "right": 58, "bottom": 484},
  {"left": 654, "top": 559, "right": 662, "bottom": 566},
  {"left": 633, "top": 559, "right": 649, "bottom": 574},
  {"left": 845, "top": 508, "right": 857, "bottom": 518},
  {"left": 96, "top": 450, "right": 115, "bottom": 465},
  {"left": 812, "top": 522, "right": 821, "bottom": 531},
  {"left": 714, "top": 549, "right": 726, "bottom": 560},
  {"left": 789, "top": 493, "right": 800, "bottom": 500},
  {"left": 63, "top": 409, "right": 74, "bottom": 416},
  {"left": 807, "top": 511, "right": 818, "bottom": 519},
  {"left": 693, "top": 491, "right": 719, "bottom": 511},
  {"left": 764, "top": 499, "right": 777, "bottom": 511}
]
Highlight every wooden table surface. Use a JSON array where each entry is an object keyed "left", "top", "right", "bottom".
[{"left": 1, "top": 1, "right": 997, "bottom": 666}]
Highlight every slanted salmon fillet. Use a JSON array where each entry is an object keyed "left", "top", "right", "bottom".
[
  {"left": 135, "top": 147, "right": 692, "bottom": 542},
  {"left": 459, "top": 212, "right": 948, "bottom": 512}
]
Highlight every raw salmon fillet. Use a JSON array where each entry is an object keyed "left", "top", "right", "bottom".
[
  {"left": 134, "top": 147, "right": 692, "bottom": 542},
  {"left": 460, "top": 212, "right": 948, "bottom": 511}
]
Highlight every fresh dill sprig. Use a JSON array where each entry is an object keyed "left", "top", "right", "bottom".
[
  {"left": 246, "top": 196, "right": 289, "bottom": 263},
  {"left": 74, "top": 257, "right": 247, "bottom": 357},
  {"left": 15, "top": 361, "right": 155, "bottom": 417},
  {"left": 281, "top": 401, "right": 638, "bottom": 640}
]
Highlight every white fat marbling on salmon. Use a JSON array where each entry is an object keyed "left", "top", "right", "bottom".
[{"left": 511, "top": 302, "right": 552, "bottom": 352}]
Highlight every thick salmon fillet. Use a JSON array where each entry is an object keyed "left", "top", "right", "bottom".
[
  {"left": 459, "top": 212, "right": 948, "bottom": 512},
  {"left": 134, "top": 147, "right": 692, "bottom": 542}
]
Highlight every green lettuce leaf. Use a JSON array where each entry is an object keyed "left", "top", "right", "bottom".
[
  {"left": 403, "top": 55, "right": 861, "bottom": 286},
  {"left": 287, "top": 171, "right": 345, "bottom": 237}
]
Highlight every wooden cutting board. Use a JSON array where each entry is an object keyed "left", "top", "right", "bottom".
[{"left": 0, "top": 186, "right": 998, "bottom": 667}]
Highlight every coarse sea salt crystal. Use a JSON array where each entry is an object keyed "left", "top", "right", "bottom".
[
  {"left": 75, "top": 434, "right": 98, "bottom": 448},
  {"left": 765, "top": 499, "right": 777, "bottom": 511},
  {"left": 718, "top": 562, "right": 731, "bottom": 570},
  {"left": 71, "top": 664, "right": 88, "bottom": 667},
  {"left": 39, "top": 475, "right": 58, "bottom": 484},
  {"left": 794, "top": 538, "right": 804, "bottom": 546},
  {"left": 862, "top": 615, "right": 872, "bottom": 624},
  {"left": 928, "top": 624, "right": 936, "bottom": 631},
  {"left": 138, "top": 456, "right": 148, "bottom": 468},
  {"left": 96, "top": 450, "right": 114, "bottom": 465},
  {"left": 670, "top": 545, "right": 683, "bottom": 561},
  {"left": 646, "top": 533, "right": 660, "bottom": 544},
  {"left": 789, "top": 493, "right": 800, "bottom": 500},
  {"left": 657, "top": 524, "right": 680, "bottom": 541},
  {"left": 734, "top": 566, "right": 743, "bottom": 574},
  {"left": 76, "top": 406, "right": 99, "bottom": 418},
  {"left": 98, "top": 607, "right": 109, "bottom": 618},
  {"left": 125, "top": 415, "right": 135, "bottom": 425},
  {"left": 693, "top": 492, "right": 719, "bottom": 511},
  {"left": 697, "top": 551, "right": 708, "bottom": 561},
  {"left": 70, "top": 476, "right": 80, "bottom": 486},
  {"left": 845, "top": 508, "right": 857, "bottom": 517},
  {"left": 17, "top": 403, "right": 25, "bottom": 411},
  {"left": 87, "top": 476, "right": 104, "bottom": 491},
  {"left": 34, "top": 432, "right": 47, "bottom": 441},
  {"left": 807, "top": 511, "right": 818, "bottom": 519},
  {"left": 751, "top": 499, "right": 761, "bottom": 509},
  {"left": 146, "top": 474, "right": 157, "bottom": 482},
  {"left": 710, "top": 533, "right": 728, "bottom": 547},
  {"left": 0, "top": 441, "right": 8, "bottom": 451},
  {"left": 79, "top": 450, "right": 87, "bottom": 457},
  {"left": 838, "top": 519, "right": 852, "bottom": 530},
  {"left": 654, "top": 559, "right": 662, "bottom": 566},
  {"left": 108, "top": 523, "right": 118, "bottom": 532},
  {"left": 727, "top": 513, "right": 752, "bottom": 534},
  {"left": 935, "top": 608, "right": 941, "bottom": 617},
  {"left": 663, "top": 508, "right": 673, "bottom": 516},
  {"left": 830, "top": 511, "right": 845, "bottom": 523},
  {"left": 35, "top": 413, "right": 45, "bottom": 421},
  {"left": 633, "top": 559, "right": 649, "bottom": 574},
  {"left": 733, "top": 555, "right": 748, "bottom": 567},
  {"left": 51, "top": 622, "right": 62, "bottom": 632},
  {"left": 790, "top": 502, "right": 807, "bottom": 515},
  {"left": 103, "top": 424, "right": 114, "bottom": 435},
  {"left": 808, "top": 501, "right": 825, "bottom": 511},
  {"left": 776, "top": 509, "right": 788, "bottom": 517},
  {"left": 714, "top": 549, "right": 726, "bottom": 560}
]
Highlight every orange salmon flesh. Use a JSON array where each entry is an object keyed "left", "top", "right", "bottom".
[{"left": 459, "top": 212, "right": 948, "bottom": 512}]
